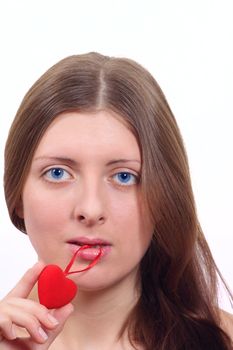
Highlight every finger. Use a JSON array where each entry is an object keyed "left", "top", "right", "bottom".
[
  {"left": 6, "top": 262, "right": 45, "bottom": 299},
  {"left": 15, "top": 303, "right": 74, "bottom": 349},
  {"left": 0, "top": 305, "right": 51, "bottom": 344},
  {"left": 1, "top": 304, "right": 73, "bottom": 350},
  {"left": 6, "top": 298, "right": 59, "bottom": 331},
  {"left": 0, "top": 313, "right": 16, "bottom": 340},
  {"left": 38, "top": 303, "right": 74, "bottom": 348},
  {"left": 0, "top": 303, "right": 58, "bottom": 344}
]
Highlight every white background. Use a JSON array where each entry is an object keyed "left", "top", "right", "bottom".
[{"left": 0, "top": 0, "right": 232, "bottom": 312}]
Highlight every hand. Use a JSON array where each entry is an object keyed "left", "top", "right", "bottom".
[{"left": 0, "top": 262, "right": 74, "bottom": 349}]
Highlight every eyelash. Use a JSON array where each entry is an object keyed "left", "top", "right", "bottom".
[
  {"left": 43, "top": 167, "right": 72, "bottom": 182},
  {"left": 42, "top": 167, "right": 140, "bottom": 186},
  {"left": 111, "top": 172, "right": 139, "bottom": 186}
]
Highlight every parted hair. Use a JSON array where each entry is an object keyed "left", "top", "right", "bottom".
[{"left": 4, "top": 52, "right": 233, "bottom": 349}]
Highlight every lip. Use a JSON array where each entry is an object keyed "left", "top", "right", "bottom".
[
  {"left": 67, "top": 236, "right": 111, "bottom": 246},
  {"left": 67, "top": 236, "right": 112, "bottom": 261}
]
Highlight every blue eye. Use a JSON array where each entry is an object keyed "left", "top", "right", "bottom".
[
  {"left": 44, "top": 168, "right": 71, "bottom": 182},
  {"left": 113, "top": 172, "right": 138, "bottom": 186}
]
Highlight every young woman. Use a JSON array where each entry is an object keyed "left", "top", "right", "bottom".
[{"left": 1, "top": 52, "right": 232, "bottom": 349}]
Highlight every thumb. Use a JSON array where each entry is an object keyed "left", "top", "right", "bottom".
[{"left": 39, "top": 303, "right": 74, "bottom": 349}]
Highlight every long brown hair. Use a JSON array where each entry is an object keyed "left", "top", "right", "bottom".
[{"left": 4, "top": 52, "right": 232, "bottom": 349}]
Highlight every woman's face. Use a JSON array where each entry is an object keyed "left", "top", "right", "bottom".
[{"left": 20, "top": 111, "right": 153, "bottom": 291}]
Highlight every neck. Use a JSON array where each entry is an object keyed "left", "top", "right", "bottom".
[{"left": 56, "top": 275, "right": 140, "bottom": 349}]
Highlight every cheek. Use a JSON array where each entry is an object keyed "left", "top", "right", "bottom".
[
  {"left": 110, "top": 193, "right": 153, "bottom": 249},
  {"left": 22, "top": 186, "right": 68, "bottom": 236}
]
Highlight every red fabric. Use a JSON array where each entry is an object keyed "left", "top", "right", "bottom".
[
  {"left": 38, "top": 265, "right": 77, "bottom": 309},
  {"left": 37, "top": 245, "right": 102, "bottom": 309}
]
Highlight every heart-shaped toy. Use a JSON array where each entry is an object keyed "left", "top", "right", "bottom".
[
  {"left": 38, "top": 245, "right": 101, "bottom": 309},
  {"left": 38, "top": 265, "right": 77, "bottom": 309}
]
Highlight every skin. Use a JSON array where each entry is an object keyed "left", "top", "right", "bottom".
[{"left": 0, "top": 111, "right": 154, "bottom": 349}]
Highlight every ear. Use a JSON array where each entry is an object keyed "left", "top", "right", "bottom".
[{"left": 15, "top": 197, "right": 24, "bottom": 218}]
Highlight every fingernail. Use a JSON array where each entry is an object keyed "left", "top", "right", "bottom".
[
  {"left": 38, "top": 327, "right": 48, "bottom": 341},
  {"left": 10, "top": 325, "right": 17, "bottom": 339},
  {"left": 47, "top": 313, "right": 59, "bottom": 326}
]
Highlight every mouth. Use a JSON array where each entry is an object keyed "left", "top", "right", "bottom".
[
  {"left": 67, "top": 237, "right": 111, "bottom": 247},
  {"left": 67, "top": 237, "right": 112, "bottom": 260}
]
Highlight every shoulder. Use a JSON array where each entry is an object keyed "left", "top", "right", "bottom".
[{"left": 219, "top": 309, "right": 233, "bottom": 342}]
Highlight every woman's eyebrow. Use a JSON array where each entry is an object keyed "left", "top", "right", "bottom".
[
  {"left": 33, "top": 156, "right": 141, "bottom": 167},
  {"left": 33, "top": 156, "right": 77, "bottom": 166},
  {"left": 106, "top": 159, "right": 141, "bottom": 166}
]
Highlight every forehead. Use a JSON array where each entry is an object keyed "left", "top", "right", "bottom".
[{"left": 33, "top": 111, "right": 141, "bottom": 160}]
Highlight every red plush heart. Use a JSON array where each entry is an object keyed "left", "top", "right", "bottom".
[
  {"left": 37, "top": 245, "right": 102, "bottom": 309},
  {"left": 38, "top": 265, "right": 77, "bottom": 309}
]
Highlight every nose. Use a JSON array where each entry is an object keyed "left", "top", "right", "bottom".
[
  {"left": 73, "top": 178, "right": 106, "bottom": 227},
  {"left": 77, "top": 213, "right": 105, "bottom": 226}
]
